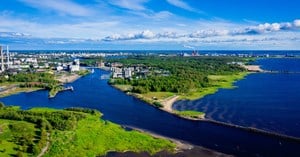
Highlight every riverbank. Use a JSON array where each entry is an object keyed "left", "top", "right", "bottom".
[
  {"left": 111, "top": 72, "right": 249, "bottom": 121},
  {"left": 118, "top": 125, "right": 232, "bottom": 157},
  {"left": 0, "top": 83, "right": 43, "bottom": 98},
  {"left": 55, "top": 73, "right": 81, "bottom": 83},
  {"left": 0, "top": 106, "right": 176, "bottom": 157}
]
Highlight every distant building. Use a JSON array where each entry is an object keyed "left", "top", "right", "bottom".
[
  {"left": 56, "top": 65, "right": 63, "bottom": 71},
  {"left": 111, "top": 67, "right": 123, "bottom": 78},
  {"left": 124, "top": 68, "right": 133, "bottom": 79},
  {"left": 68, "top": 59, "right": 80, "bottom": 72}
]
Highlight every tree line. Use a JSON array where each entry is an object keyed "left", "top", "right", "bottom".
[{"left": 108, "top": 56, "right": 246, "bottom": 94}]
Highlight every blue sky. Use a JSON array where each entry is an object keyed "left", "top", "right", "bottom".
[{"left": 0, "top": 0, "right": 300, "bottom": 50}]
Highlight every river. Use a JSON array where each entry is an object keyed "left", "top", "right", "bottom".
[{"left": 1, "top": 58, "right": 300, "bottom": 157}]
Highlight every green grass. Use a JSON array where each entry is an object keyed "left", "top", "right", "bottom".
[
  {"left": 76, "top": 70, "right": 91, "bottom": 76},
  {"left": 0, "top": 82, "right": 42, "bottom": 98},
  {"left": 179, "top": 72, "right": 248, "bottom": 100},
  {"left": 0, "top": 119, "right": 36, "bottom": 157},
  {"left": 0, "top": 107, "right": 176, "bottom": 157},
  {"left": 113, "top": 84, "right": 133, "bottom": 92},
  {"left": 45, "top": 113, "right": 175, "bottom": 157},
  {"left": 175, "top": 110, "right": 205, "bottom": 119},
  {"left": 141, "top": 92, "right": 175, "bottom": 100},
  {"left": 49, "top": 86, "right": 64, "bottom": 98},
  {"left": 0, "top": 87, "right": 42, "bottom": 98}
]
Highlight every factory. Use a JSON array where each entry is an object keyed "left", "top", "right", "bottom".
[{"left": 0, "top": 45, "right": 12, "bottom": 73}]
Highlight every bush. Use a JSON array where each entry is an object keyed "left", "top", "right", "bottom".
[{"left": 153, "top": 102, "right": 163, "bottom": 108}]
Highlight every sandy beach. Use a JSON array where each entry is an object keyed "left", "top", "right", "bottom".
[
  {"left": 161, "top": 95, "right": 179, "bottom": 112},
  {"left": 244, "top": 65, "right": 264, "bottom": 72},
  {"left": 55, "top": 73, "right": 81, "bottom": 83}
]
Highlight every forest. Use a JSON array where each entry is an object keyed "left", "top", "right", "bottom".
[
  {"left": 0, "top": 105, "right": 175, "bottom": 157},
  {"left": 108, "top": 56, "right": 247, "bottom": 94},
  {"left": 0, "top": 72, "right": 64, "bottom": 98}
]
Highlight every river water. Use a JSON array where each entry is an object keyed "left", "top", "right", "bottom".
[{"left": 1, "top": 58, "right": 300, "bottom": 157}]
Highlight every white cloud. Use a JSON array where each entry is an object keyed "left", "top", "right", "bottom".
[
  {"left": 0, "top": 32, "right": 31, "bottom": 38},
  {"left": 232, "top": 21, "right": 299, "bottom": 35},
  {"left": 19, "top": 0, "right": 93, "bottom": 16},
  {"left": 166, "top": 0, "right": 197, "bottom": 12},
  {"left": 294, "top": 19, "right": 300, "bottom": 27},
  {"left": 102, "top": 19, "right": 300, "bottom": 43},
  {"left": 108, "top": 0, "right": 149, "bottom": 11}
]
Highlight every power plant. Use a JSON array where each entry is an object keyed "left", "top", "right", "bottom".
[{"left": 0, "top": 45, "right": 11, "bottom": 72}]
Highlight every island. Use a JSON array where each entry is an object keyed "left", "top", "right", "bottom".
[{"left": 107, "top": 56, "right": 254, "bottom": 120}]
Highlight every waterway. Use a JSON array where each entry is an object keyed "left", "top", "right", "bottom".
[
  {"left": 1, "top": 58, "right": 300, "bottom": 157},
  {"left": 174, "top": 58, "right": 300, "bottom": 138}
]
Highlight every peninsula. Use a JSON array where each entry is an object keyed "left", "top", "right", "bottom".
[{"left": 108, "top": 56, "right": 255, "bottom": 120}]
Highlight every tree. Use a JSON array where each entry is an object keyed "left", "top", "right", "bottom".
[{"left": 0, "top": 102, "right": 5, "bottom": 108}]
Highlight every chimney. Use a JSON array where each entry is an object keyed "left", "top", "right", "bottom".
[
  {"left": 0, "top": 46, "right": 3, "bottom": 71},
  {"left": 6, "top": 45, "right": 9, "bottom": 69}
]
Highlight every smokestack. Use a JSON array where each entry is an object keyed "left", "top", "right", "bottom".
[
  {"left": 0, "top": 46, "right": 3, "bottom": 72},
  {"left": 6, "top": 45, "right": 9, "bottom": 69}
]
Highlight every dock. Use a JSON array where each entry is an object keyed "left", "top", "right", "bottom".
[{"left": 63, "top": 86, "right": 74, "bottom": 91}]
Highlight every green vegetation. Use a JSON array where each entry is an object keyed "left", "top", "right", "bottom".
[
  {"left": 179, "top": 72, "right": 248, "bottom": 100},
  {"left": 76, "top": 69, "right": 90, "bottom": 76},
  {"left": 0, "top": 119, "right": 36, "bottom": 157},
  {"left": 0, "top": 105, "right": 175, "bottom": 157},
  {"left": 48, "top": 85, "right": 64, "bottom": 98},
  {"left": 0, "top": 72, "right": 62, "bottom": 98},
  {"left": 80, "top": 57, "right": 104, "bottom": 66},
  {"left": 141, "top": 92, "right": 175, "bottom": 100},
  {"left": 108, "top": 56, "right": 248, "bottom": 101},
  {"left": 175, "top": 110, "right": 205, "bottom": 119},
  {"left": 113, "top": 84, "right": 133, "bottom": 92}
]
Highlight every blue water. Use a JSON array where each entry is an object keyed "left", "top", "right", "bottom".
[
  {"left": 1, "top": 58, "right": 300, "bottom": 157},
  {"left": 174, "top": 58, "right": 300, "bottom": 137},
  {"left": 257, "top": 58, "right": 300, "bottom": 72}
]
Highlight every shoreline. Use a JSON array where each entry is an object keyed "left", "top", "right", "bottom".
[
  {"left": 122, "top": 125, "right": 232, "bottom": 156},
  {"left": 113, "top": 85, "right": 300, "bottom": 143},
  {"left": 55, "top": 73, "right": 81, "bottom": 83},
  {"left": 109, "top": 69, "right": 300, "bottom": 143},
  {"left": 0, "top": 84, "right": 43, "bottom": 98},
  {"left": 122, "top": 125, "right": 194, "bottom": 152}
]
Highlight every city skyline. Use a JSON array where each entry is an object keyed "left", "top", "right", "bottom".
[{"left": 0, "top": 0, "right": 300, "bottom": 50}]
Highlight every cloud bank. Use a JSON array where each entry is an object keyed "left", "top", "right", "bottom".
[{"left": 103, "top": 19, "right": 300, "bottom": 41}]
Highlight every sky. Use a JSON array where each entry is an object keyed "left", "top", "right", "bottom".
[{"left": 0, "top": 0, "right": 300, "bottom": 50}]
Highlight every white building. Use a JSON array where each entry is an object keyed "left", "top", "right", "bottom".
[
  {"left": 68, "top": 59, "right": 80, "bottom": 72},
  {"left": 124, "top": 68, "right": 133, "bottom": 79}
]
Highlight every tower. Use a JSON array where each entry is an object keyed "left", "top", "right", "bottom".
[
  {"left": 0, "top": 46, "right": 3, "bottom": 72},
  {"left": 6, "top": 45, "right": 10, "bottom": 69}
]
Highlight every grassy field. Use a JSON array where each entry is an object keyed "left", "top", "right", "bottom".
[
  {"left": 141, "top": 92, "right": 175, "bottom": 100},
  {"left": 179, "top": 72, "right": 248, "bottom": 100},
  {"left": 0, "top": 107, "right": 176, "bottom": 157},
  {"left": 113, "top": 73, "right": 248, "bottom": 102},
  {"left": 113, "top": 84, "right": 133, "bottom": 92},
  {"left": 45, "top": 114, "right": 175, "bottom": 157},
  {"left": 0, "top": 82, "right": 42, "bottom": 98},
  {"left": 0, "top": 119, "right": 36, "bottom": 157},
  {"left": 175, "top": 110, "right": 205, "bottom": 119}
]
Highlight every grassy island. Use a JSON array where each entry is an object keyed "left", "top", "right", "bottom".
[
  {"left": 108, "top": 56, "right": 250, "bottom": 120},
  {"left": 0, "top": 105, "right": 175, "bottom": 157}
]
